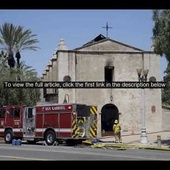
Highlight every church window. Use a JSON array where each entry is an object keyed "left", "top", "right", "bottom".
[
  {"left": 43, "top": 87, "right": 47, "bottom": 97},
  {"left": 151, "top": 105, "right": 156, "bottom": 113},
  {"left": 105, "top": 66, "right": 114, "bottom": 83},
  {"left": 63, "top": 75, "right": 71, "bottom": 82},
  {"left": 149, "top": 76, "right": 156, "bottom": 82}
]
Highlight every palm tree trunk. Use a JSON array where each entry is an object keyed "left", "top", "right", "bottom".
[
  {"left": 15, "top": 51, "right": 21, "bottom": 68},
  {"left": 8, "top": 52, "right": 15, "bottom": 68},
  {"left": 15, "top": 51, "right": 21, "bottom": 80}
]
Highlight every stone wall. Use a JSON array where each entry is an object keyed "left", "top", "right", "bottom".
[{"left": 40, "top": 38, "right": 163, "bottom": 137}]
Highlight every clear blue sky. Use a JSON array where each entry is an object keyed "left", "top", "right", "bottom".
[{"left": 0, "top": 10, "right": 167, "bottom": 80}]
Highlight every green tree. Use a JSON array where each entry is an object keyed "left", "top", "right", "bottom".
[
  {"left": 152, "top": 10, "right": 170, "bottom": 60},
  {"left": 152, "top": 10, "right": 170, "bottom": 105},
  {"left": 0, "top": 50, "right": 11, "bottom": 105},
  {"left": 0, "top": 23, "right": 39, "bottom": 68},
  {"left": 0, "top": 56, "right": 40, "bottom": 106},
  {"left": 15, "top": 61, "right": 41, "bottom": 106}
]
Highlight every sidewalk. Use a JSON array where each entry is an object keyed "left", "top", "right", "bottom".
[{"left": 98, "top": 131, "right": 170, "bottom": 150}]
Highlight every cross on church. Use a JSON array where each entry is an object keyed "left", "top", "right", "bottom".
[{"left": 102, "top": 22, "right": 112, "bottom": 38}]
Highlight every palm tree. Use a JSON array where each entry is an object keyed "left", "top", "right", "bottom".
[
  {"left": 0, "top": 23, "right": 39, "bottom": 68},
  {"left": 14, "top": 26, "right": 39, "bottom": 68},
  {"left": 0, "top": 23, "right": 16, "bottom": 68},
  {"left": 0, "top": 50, "right": 8, "bottom": 71},
  {"left": 17, "top": 60, "right": 39, "bottom": 81}
]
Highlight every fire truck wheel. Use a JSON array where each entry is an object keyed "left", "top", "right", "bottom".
[
  {"left": 5, "top": 130, "right": 13, "bottom": 144},
  {"left": 45, "top": 130, "right": 56, "bottom": 146}
]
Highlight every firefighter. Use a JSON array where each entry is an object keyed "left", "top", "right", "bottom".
[{"left": 113, "top": 119, "right": 122, "bottom": 143}]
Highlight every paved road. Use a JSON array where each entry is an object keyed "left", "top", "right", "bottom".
[{"left": 0, "top": 142, "right": 170, "bottom": 161}]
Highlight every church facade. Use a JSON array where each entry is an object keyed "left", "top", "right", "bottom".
[{"left": 40, "top": 34, "right": 163, "bottom": 137}]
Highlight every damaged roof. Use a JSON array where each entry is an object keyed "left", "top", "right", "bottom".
[
  {"left": 82, "top": 34, "right": 107, "bottom": 47},
  {"left": 74, "top": 34, "right": 144, "bottom": 52}
]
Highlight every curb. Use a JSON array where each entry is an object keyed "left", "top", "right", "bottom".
[
  {"left": 82, "top": 140, "right": 170, "bottom": 151},
  {"left": 104, "top": 143, "right": 170, "bottom": 151}
]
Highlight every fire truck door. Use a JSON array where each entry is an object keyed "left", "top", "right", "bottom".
[
  {"left": 44, "top": 112, "right": 58, "bottom": 127},
  {"left": 58, "top": 112, "right": 72, "bottom": 137},
  {"left": 8, "top": 107, "right": 22, "bottom": 128},
  {"left": 0, "top": 108, "right": 5, "bottom": 129},
  {"left": 0, "top": 109, "right": 5, "bottom": 137},
  {"left": 23, "top": 107, "right": 35, "bottom": 137}
]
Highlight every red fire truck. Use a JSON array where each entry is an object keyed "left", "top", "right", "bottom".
[{"left": 0, "top": 103, "right": 98, "bottom": 145}]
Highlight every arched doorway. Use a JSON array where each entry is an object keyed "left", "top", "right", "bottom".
[{"left": 101, "top": 103, "right": 119, "bottom": 136}]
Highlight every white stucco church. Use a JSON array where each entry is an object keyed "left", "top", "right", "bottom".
[{"left": 40, "top": 33, "right": 169, "bottom": 137}]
